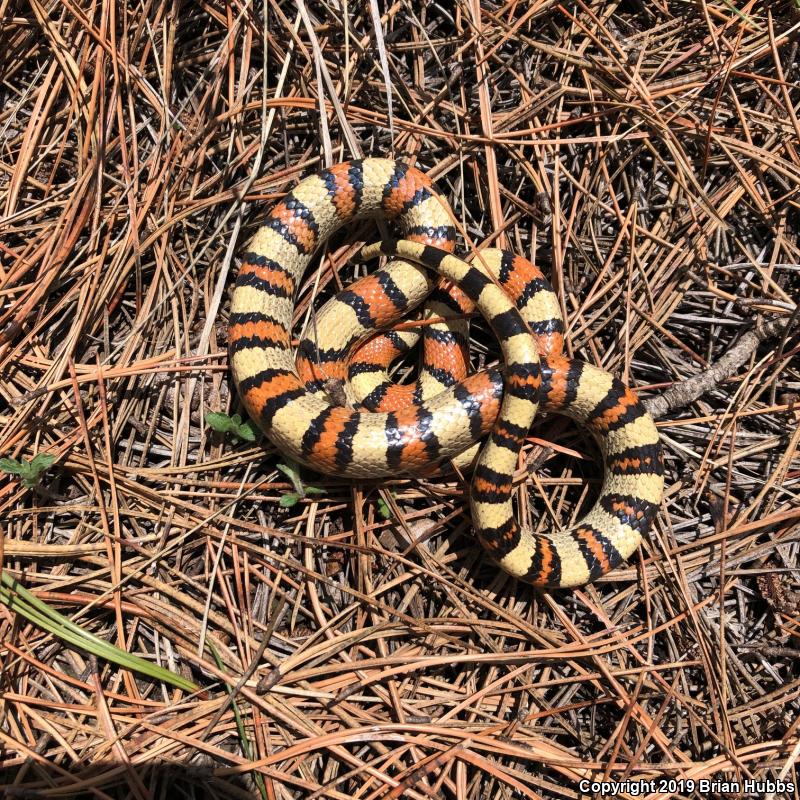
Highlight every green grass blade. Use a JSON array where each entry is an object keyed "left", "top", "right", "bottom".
[
  {"left": 208, "top": 642, "right": 267, "bottom": 800},
  {"left": 1, "top": 572, "right": 198, "bottom": 693}
]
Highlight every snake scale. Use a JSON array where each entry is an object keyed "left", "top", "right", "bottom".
[{"left": 229, "top": 158, "right": 664, "bottom": 588}]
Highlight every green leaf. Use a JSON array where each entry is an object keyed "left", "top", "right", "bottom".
[
  {"left": 304, "top": 486, "right": 325, "bottom": 496},
  {"left": 276, "top": 461, "right": 305, "bottom": 495},
  {"left": 276, "top": 461, "right": 300, "bottom": 480},
  {"left": 279, "top": 493, "right": 300, "bottom": 508},
  {"left": 0, "top": 571, "right": 197, "bottom": 693},
  {"left": 377, "top": 497, "right": 392, "bottom": 519},
  {"left": 206, "top": 411, "right": 259, "bottom": 442},
  {"left": 235, "top": 421, "right": 258, "bottom": 442},
  {"left": 29, "top": 453, "right": 56, "bottom": 471},
  {"left": 2, "top": 453, "right": 56, "bottom": 488},
  {"left": 0, "top": 458, "right": 24, "bottom": 475},
  {"left": 206, "top": 411, "right": 235, "bottom": 433}
]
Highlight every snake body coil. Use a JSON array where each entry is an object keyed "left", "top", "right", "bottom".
[{"left": 229, "top": 158, "right": 664, "bottom": 588}]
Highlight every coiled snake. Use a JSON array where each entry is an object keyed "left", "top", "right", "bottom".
[{"left": 229, "top": 158, "right": 664, "bottom": 588}]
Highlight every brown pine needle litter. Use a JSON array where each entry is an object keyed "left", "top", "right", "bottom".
[{"left": 1, "top": 1, "right": 799, "bottom": 797}]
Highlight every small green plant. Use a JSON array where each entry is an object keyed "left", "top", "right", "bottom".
[
  {"left": 205, "top": 411, "right": 259, "bottom": 442},
  {"left": 0, "top": 453, "right": 56, "bottom": 488},
  {"left": 376, "top": 496, "right": 392, "bottom": 519},
  {"left": 276, "top": 461, "right": 325, "bottom": 507}
]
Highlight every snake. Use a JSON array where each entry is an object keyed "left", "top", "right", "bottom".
[{"left": 228, "top": 158, "right": 664, "bottom": 588}]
